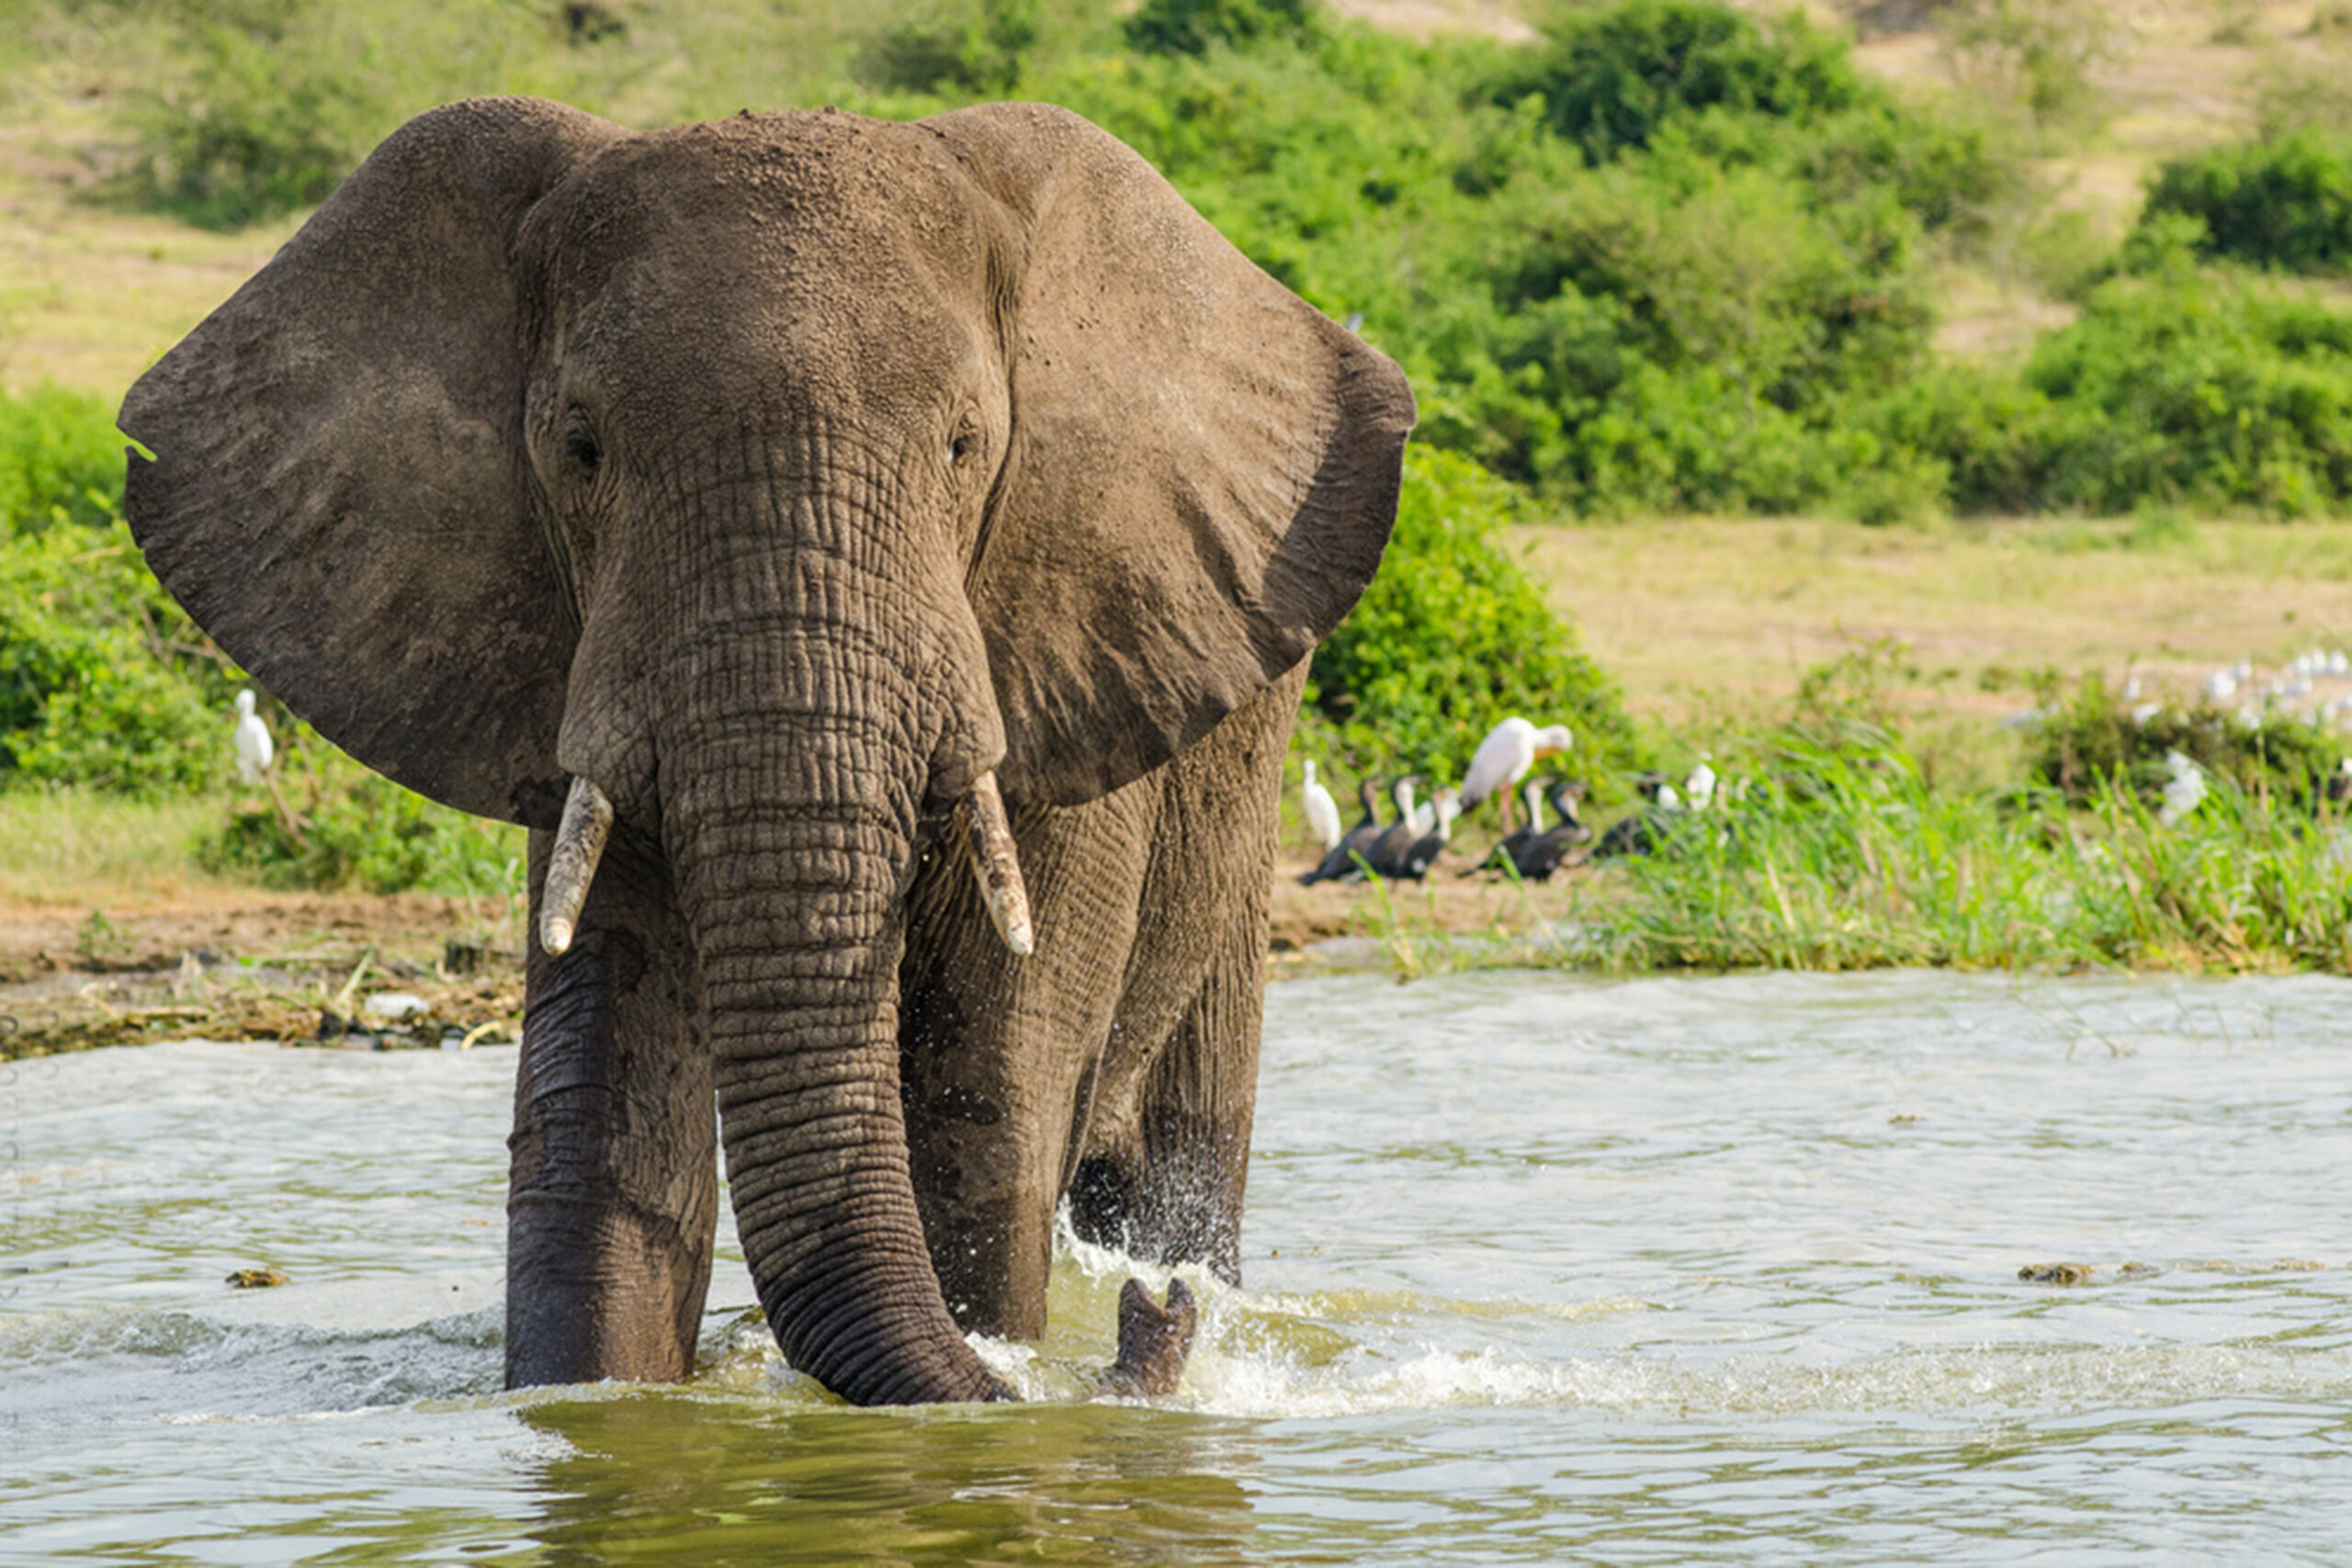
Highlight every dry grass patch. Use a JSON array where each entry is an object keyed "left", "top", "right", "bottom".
[{"left": 1512, "top": 516, "right": 2352, "bottom": 725}]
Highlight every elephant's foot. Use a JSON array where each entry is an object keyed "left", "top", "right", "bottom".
[{"left": 1098, "top": 1277, "right": 1197, "bottom": 1396}]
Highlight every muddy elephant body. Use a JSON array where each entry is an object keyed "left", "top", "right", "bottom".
[{"left": 122, "top": 97, "right": 1409, "bottom": 1404}]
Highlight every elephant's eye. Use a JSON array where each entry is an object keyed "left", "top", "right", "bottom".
[
  {"left": 950, "top": 427, "right": 981, "bottom": 467},
  {"left": 563, "top": 423, "right": 603, "bottom": 479}
]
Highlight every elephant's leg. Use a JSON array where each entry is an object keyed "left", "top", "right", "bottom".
[
  {"left": 506, "top": 826, "right": 714, "bottom": 1387},
  {"left": 899, "top": 788, "right": 1154, "bottom": 1340},
  {"left": 1068, "top": 664, "right": 1296, "bottom": 1282},
  {"left": 1084, "top": 896, "right": 1266, "bottom": 1282}
]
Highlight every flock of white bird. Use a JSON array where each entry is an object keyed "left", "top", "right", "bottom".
[
  {"left": 2170, "top": 648, "right": 2352, "bottom": 728},
  {"left": 1300, "top": 716, "right": 1598, "bottom": 883}
]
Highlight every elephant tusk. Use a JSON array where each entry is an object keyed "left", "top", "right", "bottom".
[
  {"left": 963, "top": 772, "right": 1035, "bottom": 957},
  {"left": 539, "top": 775, "right": 615, "bottom": 957}
]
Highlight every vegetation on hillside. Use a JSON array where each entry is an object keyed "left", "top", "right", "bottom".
[{"left": 8, "top": 0, "right": 2352, "bottom": 977}]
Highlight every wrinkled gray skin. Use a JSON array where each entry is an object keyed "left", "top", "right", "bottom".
[{"left": 121, "top": 97, "right": 1411, "bottom": 1405}]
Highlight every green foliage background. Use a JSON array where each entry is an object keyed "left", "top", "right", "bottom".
[
  {"left": 13, "top": 0, "right": 2352, "bottom": 904},
  {"left": 50, "top": 0, "right": 2352, "bottom": 524}
]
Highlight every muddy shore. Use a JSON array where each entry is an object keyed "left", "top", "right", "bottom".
[{"left": 0, "top": 854, "right": 1583, "bottom": 1059}]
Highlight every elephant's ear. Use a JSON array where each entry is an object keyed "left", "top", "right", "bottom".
[
  {"left": 929, "top": 103, "right": 1415, "bottom": 807},
  {"left": 120, "top": 97, "right": 624, "bottom": 826}
]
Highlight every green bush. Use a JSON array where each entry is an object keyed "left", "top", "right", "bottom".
[
  {"left": 120, "top": 6, "right": 377, "bottom": 229},
  {"left": 2139, "top": 131, "right": 2352, "bottom": 276},
  {"left": 0, "top": 517, "right": 238, "bottom": 795},
  {"left": 2025, "top": 675, "right": 2345, "bottom": 813},
  {"left": 0, "top": 385, "right": 125, "bottom": 534},
  {"left": 1305, "top": 446, "right": 1636, "bottom": 784},
  {"left": 197, "top": 739, "right": 526, "bottom": 896},
  {"left": 2021, "top": 261, "right": 2352, "bottom": 514},
  {"left": 1493, "top": 0, "right": 1864, "bottom": 164},
  {"left": 1125, "top": 0, "right": 1319, "bottom": 57},
  {"left": 854, "top": 0, "right": 1044, "bottom": 95}
]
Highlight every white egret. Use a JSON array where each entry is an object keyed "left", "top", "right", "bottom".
[
  {"left": 1683, "top": 759, "right": 1716, "bottom": 811},
  {"left": 2159, "top": 750, "right": 2206, "bottom": 827},
  {"left": 232, "top": 689, "right": 274, "bottom": 784},
  {"left": 1301, "top": 760, "right": 1343, "bottom": 853},
  {"left": 1461, "top": 717, "right": 1574, "bottom": 829}
]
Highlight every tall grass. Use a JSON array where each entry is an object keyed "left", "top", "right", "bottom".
[
  {"left": 0, "top": 789, "right": 224, "bottom": 904},
  {"left": 1573, "top": 734, "right": 2352, "bottom": 974}
]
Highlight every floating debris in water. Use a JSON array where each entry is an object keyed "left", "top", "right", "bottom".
[
  {"left": 226, "top": 1268, "right": 289, "bottom": 1289},
  {"left": 2018, "top": 1261, "right": 2096, "bottom": 1286}
]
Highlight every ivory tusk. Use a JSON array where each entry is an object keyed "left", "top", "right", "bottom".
[
  {"left": 539, "top": 775, "right": 615, "bottom": 957},
  {"left": 963, "top": 772, "right": 1035, "bottom": 957}
]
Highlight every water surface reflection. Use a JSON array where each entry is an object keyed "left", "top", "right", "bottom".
[{"left": 3, "top": 972, "right": 2348, "bottom": 1563}]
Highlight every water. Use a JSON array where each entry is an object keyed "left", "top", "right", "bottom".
[{"left": 4, "top": 971, "right": 2349, "bottom": 1564}]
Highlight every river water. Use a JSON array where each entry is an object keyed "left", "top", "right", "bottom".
[{"left": 3, "top": 970, "right": 2348, "bottom": 1564}]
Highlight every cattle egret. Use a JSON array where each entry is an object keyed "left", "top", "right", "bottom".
[
  {"left": 2158, "top": 750, "right": 2206, "bottom": 827},
  {"left": 1684, "top": 759, "right": 1717, "bottom": 811},
  {"left": 1301, "top": 760, "right": 1343, "bottom": 853},
  {"left": 232, "top": 689, "right": 273, "bottom": 784},
  {"left": 1461, "top": 717, "right": 1575, "bottom": 829}
]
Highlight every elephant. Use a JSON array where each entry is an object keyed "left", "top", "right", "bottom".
[{"left": 120, "top": 96, "right": 1412, "bottom": 1405}]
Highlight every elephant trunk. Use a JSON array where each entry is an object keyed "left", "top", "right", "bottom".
[{"left": 661, "top": 690, "right": 1012, "bottom": 1405}]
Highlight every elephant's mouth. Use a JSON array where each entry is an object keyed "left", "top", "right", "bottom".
[{"left": 536, "top": 769, "right": 1034, "bottom": 963}]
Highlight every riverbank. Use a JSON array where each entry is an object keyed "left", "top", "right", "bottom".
[{"left": 0, "top": 857, "right": 1582, "bottom": 1057}]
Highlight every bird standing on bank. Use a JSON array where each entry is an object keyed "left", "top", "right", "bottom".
[
  {"left": 1512, "top": 779, "right": 1592, "bottom": 882},
  {"left": 2159, "top": 750, "right": 2206, "bottom": 826},
  {"left": 1388, "top": 787, "right": 1460, "bottom": 880},
  {"left": 232, "top": 689, "right": 274, "bottom": 784},
  {"left": 1464, "top": 777, "right": 1548, "bottom": 878},
  {"left": 1462, "top": 717, "right": 1574, "bottom": 831},
  {"left": 1301, "top": 760, "right": 1342, "bottom": 854},
  {"left": 1300, "top": 777, "right": 1385, "bottom": 885},
  {"left": 1595, "top": 773, "right": 1685, "bottom": 860},
  {"left": 1354, "top": 775, "right": 1422, "bottom": 880},
  {"left": 1684, "top": 759, "right": 1716, "bottom": 811}
]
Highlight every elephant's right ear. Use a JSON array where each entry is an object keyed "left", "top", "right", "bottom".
[{"left": 121, "top": 96, "right": 623, "bottom": 827}]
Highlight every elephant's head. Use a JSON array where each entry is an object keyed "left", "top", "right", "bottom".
[{"left": 121, "top": 96, "right": 1412, "bottom": 1404}]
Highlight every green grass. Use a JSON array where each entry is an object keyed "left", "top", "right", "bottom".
[
  {"left": 1573, "top": 758, "right": 2352, "bottom": 975},
  {"left": 0, "top": 789, "right": 224, "bottom": 903}
]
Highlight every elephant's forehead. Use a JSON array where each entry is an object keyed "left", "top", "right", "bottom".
[{"left": 568, "top": 111, "right": 988, "bottom": 279}]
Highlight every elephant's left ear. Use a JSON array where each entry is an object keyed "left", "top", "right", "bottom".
[{"left": 926, "top": 103, "right": 1415, "bottom": 807}]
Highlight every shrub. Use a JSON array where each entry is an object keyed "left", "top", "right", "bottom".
[
  {"left": 854, "top": 0, "right": 1043, "bottom": 95},
  {"left": 0, "top": 384, "right": 125, "bottom": 535},
  {"left": 2020, "top": 262, "right": 2352, "bottom": 513},
  {"left": 119, "top": 7, "right": 373, "bottom": 229},
  {"left": 0, "top": 517, "right": 238, "bottom": 795},
  {"left": 1496, "top": 0, "right": 1865, "bottom": 164},
  {"left": 2138, "top": 130, "right": 2352, "bottom": 275},
  {"left": 1938, "top": 0, "right": 2118, "bottom": 133},
  {"left": 2025, "top": 675, "right": 2345, "bottom": 812},
  {"left": 114, "top": 0, "right": 612, "bottom": 229},
  {"left": 1305, "top": 446, "right": 1637, "bottom": 784},
  {"left": 197, "top": 739, "right": 526, "bottom": 896},
  {"left": 1125, "top": 0, "right": 1320, "bottom": 56}
]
